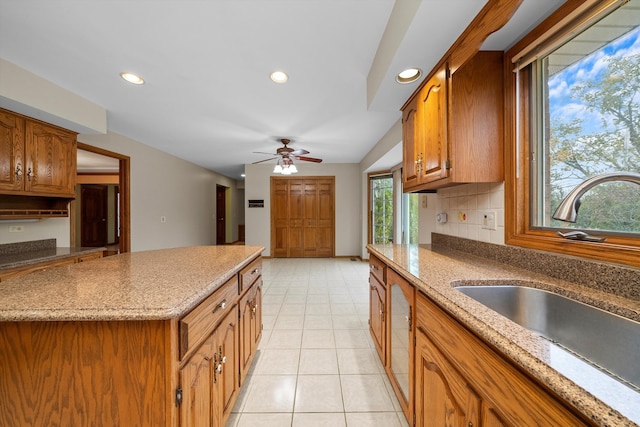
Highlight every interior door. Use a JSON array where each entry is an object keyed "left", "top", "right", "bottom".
[
  {"left": 216, "top": 185, "right": 226, "bottom": 245},
  {"left": 270, "top": 176, "right": 335, "bottom": 258},
  {"left": 81, "top": 185, "right": 108, "bottom": 247}
]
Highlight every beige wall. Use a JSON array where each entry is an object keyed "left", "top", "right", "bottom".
[
  {"left": 244, "top": 163, "right": 361, "bottom": 257},
  {"left": 80, "top": 131, "right": 244, "bottom": 252}
]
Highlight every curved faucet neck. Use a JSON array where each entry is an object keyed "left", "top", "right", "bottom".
[{"left": 552, "top": 172, "right": 640, "bottom": 223}]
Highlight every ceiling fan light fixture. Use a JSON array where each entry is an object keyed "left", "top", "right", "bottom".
[
  {"left": 396, "top": 68, "right": 421, "bottom": 84},
  {"left": 273, "top": 164, "right": 283, "bottom": 173},
  {"left": 288, "top": 164, "right": 298, "bottom": 173},
  {"left": 120, "top": 72, "right": 145, "bottom": 85},
  {"left": 270, "top": 70, "right": 289, "bottom": 84}
]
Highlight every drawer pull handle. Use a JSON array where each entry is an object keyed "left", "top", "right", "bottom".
[{"left": 213, "top": 300, "right": 227, "bottom": 314}]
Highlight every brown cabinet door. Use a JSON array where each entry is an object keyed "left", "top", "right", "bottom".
[
  {"left": 25, "top": 120, "right": 77, "bottom": 196},
  {"left": 415, "top": 326, "right": 481, "bottom": 427},
  {"left": 369, "top": 274, "right": 386, "bottom": 364},
  {"left": 217, "top": 306, "right": 239, "bottom": 423},
  {"left": 179, "top": 333, "right": 216, "bottom": 427},
  {"left": 402, "top": 98, "right": 419, "bottom": 190},
  {"left": 0, "top": 110, "right": 25, "bottom": 192},
  {"left": 419, "top": 64, "right": 449, "bottom": 184}
]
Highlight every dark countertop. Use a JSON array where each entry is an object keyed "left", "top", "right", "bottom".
[
  {"left": 0, "top": 246, "right": 106, "bottom": 270},
  {"left": 368, "top": 243, "right": 640, "bottom": 427}
]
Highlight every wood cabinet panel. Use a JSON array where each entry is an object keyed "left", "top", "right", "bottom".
[
  {"left": 0, "top": 320, "right": 171, "bottom": 426},
  {"left": 179, "top": 275, "right": 239, "bottom": 360},
  {"left": 0, "top": 108, "right": 77, "bottom": 198},
  {"left": 239, "top": 278, "right": 262, "bottom": 384},
  {"left": 239, "top": 256, "right": 262, "bottom": 294},
  {"left": 402, "top": 52, "right": 504, "bottom": 192},
  {"left": 0, "top": 110, "right": 25, "bottom": 192},
  {"left": 415, "top": 292, "right": 590, "bottom": 426},
  {"left": 25, "top": 120, "right": 77, "bottom": 196},
  {"left": 369, "top": 272, "right": 386, "bottom": 364},
  {"left": 0, "top": 252, "right": 103, "bottom": 282}
]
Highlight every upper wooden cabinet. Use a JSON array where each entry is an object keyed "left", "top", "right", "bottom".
[
  {"left": 402, "top": 51, "right": 504, "bottom": 192},
  {"left": 0, "top": 108, "right": 77, "bottom": 198}
]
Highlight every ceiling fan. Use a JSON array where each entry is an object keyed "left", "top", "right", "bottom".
[{"left": 252, "top": 138, "right": 323, "bottom": 166}]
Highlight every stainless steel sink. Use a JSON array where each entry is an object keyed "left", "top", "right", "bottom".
[{"left": 455, "top": 285, "right": 640, "bottom": 390}]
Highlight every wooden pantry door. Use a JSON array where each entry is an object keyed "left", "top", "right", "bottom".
[{"left": 271, "top": 176, "right": 335, "bottom": 258}]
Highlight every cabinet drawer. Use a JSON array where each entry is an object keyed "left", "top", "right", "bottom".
[
  {"left": 239, "top": 257, "right": 261, "bottom": 294},
  {"left": 369, "top": 254, "right": 386, "bottom": 284},
  {"left": 179, "top": 276, "right": 239, "bottom": 360}
]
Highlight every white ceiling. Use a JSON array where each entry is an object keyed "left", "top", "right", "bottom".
[{"left": 0, "top": 0, "right": 563, "bottom": 179}]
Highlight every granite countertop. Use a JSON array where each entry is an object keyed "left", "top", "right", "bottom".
[
  {"left": 0, "top": 246, "right": 106, "bottom": 270},
  {"left": 0, "top": 238, "right": 104, "bottom": 270},
  {"left": 0, "top": 245, "right": 264, "bottom": 321},
  {"left": 367, "top": 243, "right": 640, "bottom": 427}
]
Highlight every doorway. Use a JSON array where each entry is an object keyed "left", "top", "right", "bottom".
[
  {"left": 72, "top": 143, "right": 131, "bottom": 253},
  {"left": 216, "top": 185, "right": 227, "bottom": 245},
  {"left": 80, "top": 185, "right": 108, "bottom": 247},
  {"left": 270, "top": 176, "right": 335, "bottom": 258}
]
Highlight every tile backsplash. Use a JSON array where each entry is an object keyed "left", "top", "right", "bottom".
[{"left": 433, "top": 182, "right": 505, "bottom": 245}]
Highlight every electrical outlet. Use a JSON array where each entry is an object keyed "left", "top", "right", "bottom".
[
  {"left": 9, "top": 225, "right": 24, "bottom": 232},
  {"left": 481, "top": 211, "right": 497, "bottom": 230}
]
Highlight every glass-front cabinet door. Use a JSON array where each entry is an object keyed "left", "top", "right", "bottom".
[{"left": 387, "top": 268, "right": 415, "bottom": 424}]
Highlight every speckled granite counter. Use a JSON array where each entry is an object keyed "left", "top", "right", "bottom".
[
  {"left": 367, "top": 243, "right": 640, "bottom": 427},
  {"left": 0, "top": 245, "right": 264, "bottom": 321},
  {"left": 0, "top": 245, "right": 105, "bottom": 270}
]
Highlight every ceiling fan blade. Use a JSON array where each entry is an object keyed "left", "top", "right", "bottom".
[
  {"left": 296, "top": 156, "right": 323, "bottom": 163},
  {"left": 253, "top": 151, "right": 277, "bottom": 155},
  {"left": 252, "top": 156, "right": 278, "bottom": 164},
  {"left": 290, "top": 149, "right": 310, "bottom": 155}
]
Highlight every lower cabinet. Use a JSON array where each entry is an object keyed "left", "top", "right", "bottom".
[
  {"left": 179, "top": 305, "right": 239, "bottom": 427},
  {"left": 369, "top": 254, "right": 593, "bottom": 427},
  {"left": 239, "top": 276, "right": 262, "bottom": 384},
  {"left": 415, "top": 292, "right": 591, "bottom": 427},
  {"left": 369, "top": 272, "right": 386, "bottom": 363}
]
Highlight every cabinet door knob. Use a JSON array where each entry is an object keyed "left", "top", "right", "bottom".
[
  {"left": 27, "top": 167, "right": 33, "bottom": 181},
  {"left": 213, "top": 300, "right": 227, "bottom": 313},
  {"left": 15, "top": 164, "right": 23, "bottom": 177}
]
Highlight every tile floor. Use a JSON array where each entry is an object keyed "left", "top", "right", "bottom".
[{"left": 226, "top": 258, "right": 409, "bottom": 427}]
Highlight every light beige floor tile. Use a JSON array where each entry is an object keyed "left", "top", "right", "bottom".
[
  {"left": 235, "top": 413, "right": 293, "bottom": 427},
  {"left": 254, "top": 349, "right": 300, "bottom": 375},
  {"left": 280, "top": 303, "right": 306, "bottom": 315},
  {"left": 332, "top": 315, "right": 366, "bottom": 329},
  {"left": 304, "top": 314, "right": 333, "bottom": 329},
  {"left": 298, "top": 349, "right": 339, "bottom": 374},
  {"left": 340, "top": 374, "right": 396, "bottom": 412},
  {"left": 344, "top": 412, "right": 402, "bottom": 427},
  {"left": 301, "top": 329, "right": 336, "bottom": 348},
  {"left": 330, "top": 303, "right": 356, "bottom": 315},
  {"left": 274, "top": 314, "right": 305, "bottom": 330},
  {"left": 266, "top": 329, "right": 302, "bottom": 349},
  {"left": 294, "top": 375, "right": 344, "bottom": 412},
  {"left": 284, "top": 294, "right": 307, "bottom": 304},
  {"left": 243, "top": 375, "right": 296, "bottom": 412},
  {"left": 292, "top": 412, "right": 346, "bottom": 427},
  {"left": 337, "top": 348, "right": 381, "bottom": 374},
  {"left": 305, "top": 303, "right": 331, "bottom": 315},
  {"left": 333, "top": 329, "right": 373, "bottom": 349},
  {"left": 307, "top": 293, "right": 330, "bottom": 303}
]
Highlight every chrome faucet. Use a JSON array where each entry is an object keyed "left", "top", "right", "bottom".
[{"left": 552, "top": 171, "right": 640, "bottom": 222}]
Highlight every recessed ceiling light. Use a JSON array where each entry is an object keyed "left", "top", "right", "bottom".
[
  {"left": 270, "top": 71, "right": 288, "bottom": 84},
  {"left": 396, "top": 68, "right": 422, "bottom": 84},
  {"left": 120, "top": 72, "right": 145, "bottom": 85}
]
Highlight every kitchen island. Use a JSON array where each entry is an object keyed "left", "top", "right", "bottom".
[
  {"left": 0, "top": 245, "right": 264, "bottom": 426},
  {"left": 368, "top": 242, "right": 640, "bottom": 427}
]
